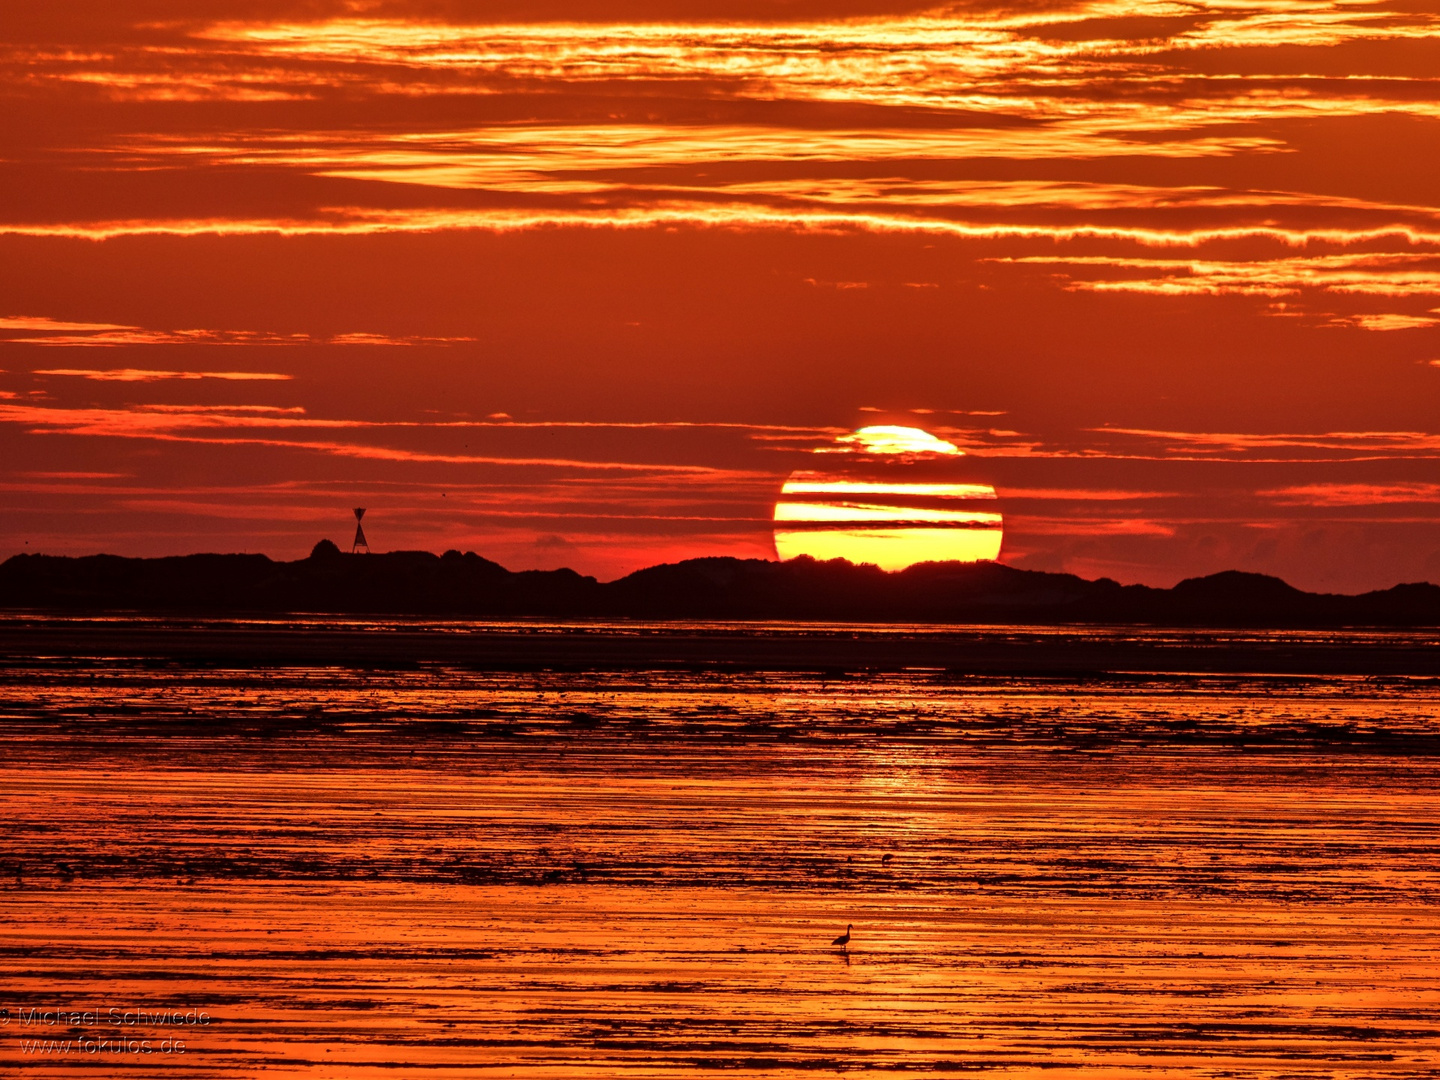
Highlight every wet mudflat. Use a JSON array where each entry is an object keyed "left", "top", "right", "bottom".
[{"left": 2, "top": 619, "right": 1439, "bottom": 1076}]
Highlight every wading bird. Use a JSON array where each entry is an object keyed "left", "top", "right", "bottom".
[{"left": 832, "top": 924, "right": 852, "bottom": 950}]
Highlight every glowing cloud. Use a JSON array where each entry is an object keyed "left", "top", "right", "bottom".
[
  {"left": 0, "top": 317, "right": 136, "bottom": 332},
  {"left": 35, "top": 369, "right": 293, "bottom": 382},
  {"left": 0, "top": 315, "right": 476, "bottom": 349}
]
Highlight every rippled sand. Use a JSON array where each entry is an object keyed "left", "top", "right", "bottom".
[{"left": 2, "top": 620, "right": 1439, "bottom": 1076}]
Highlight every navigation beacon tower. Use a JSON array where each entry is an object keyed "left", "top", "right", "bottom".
[{"left": 351, "top": 508, "right": 370, "bottom": 553}]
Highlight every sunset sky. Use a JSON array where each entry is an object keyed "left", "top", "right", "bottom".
[{"left": 3, "top": 0, "right": 1439, "bottom": 591}]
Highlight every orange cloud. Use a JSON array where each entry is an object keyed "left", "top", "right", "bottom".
[
  {"left": 326, "top": 332, "right": 476, "bottom": 346},
  {"left": 993, "top": 252, "right": 1440, "bottom": 299},
  {"left": 1, "top": 316, "right": 477, "bottom": 348},
  {"left": 1089, "top": 427, "right": 1440, "bottom": 463},
  {"left": 4, "top": 2, "right": 1439, "bottom": 281},
  {"left": 1324, "top": 313, "right": 1440, "bottom": 331},
  {"left": 0, "top": 401, "right": 768, "bottom": 474},
  {"left": 1261, "top": 483, "right": 1440, "bottom": 506},
  {"left": 0, "top": 317, "right": 137, "bottom": 332},
  {"left": 35, "top": 369, "right": 294, "bottom": 382},
  {"left": 999, "top": 488, "right": 1177, "bottom": 501}
]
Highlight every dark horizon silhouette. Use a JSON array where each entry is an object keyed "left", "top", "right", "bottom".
[{"left": 4, "top": 539, "right": 1440, "bottom": 627}]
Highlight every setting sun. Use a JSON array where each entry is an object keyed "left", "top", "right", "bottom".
[{"left": 773, "top": 426, "right": 1003, "bottom": 570}]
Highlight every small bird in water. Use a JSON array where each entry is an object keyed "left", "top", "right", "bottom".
[{"left": 831, "top": 924, "right": 852, "bottom": 950}]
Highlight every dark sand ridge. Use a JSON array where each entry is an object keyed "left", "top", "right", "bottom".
[{"left": 6, "top": 542, "right": 1440, "bottom": 627}]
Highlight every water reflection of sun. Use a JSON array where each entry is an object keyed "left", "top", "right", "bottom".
[{"left": 773, "top": 425, "right": 1002, "bottom": 571}]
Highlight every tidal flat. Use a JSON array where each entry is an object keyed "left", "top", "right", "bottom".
[{"left": 2, "top": 618, "right": 1439, "bottom": 1077}]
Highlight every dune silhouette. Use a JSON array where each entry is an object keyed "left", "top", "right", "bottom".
[{"left": 3, "top": 541, "right": 1439, "bottom": 627}]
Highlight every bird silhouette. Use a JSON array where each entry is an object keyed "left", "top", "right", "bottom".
[{"left": 831, "top": 924, "right": 852, "bottom": 950}]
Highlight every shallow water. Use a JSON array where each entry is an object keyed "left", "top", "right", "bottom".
[{"left": 2, "top": 625, "right": 1439, "bottom": 1076}]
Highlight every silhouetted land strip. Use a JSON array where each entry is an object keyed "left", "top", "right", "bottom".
[
  {"left": 5, "top": 540, "right": 1440, "bottom": 627},
  {"left": 5, "top": 542, "right": 1440, "bottom": 674}
]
